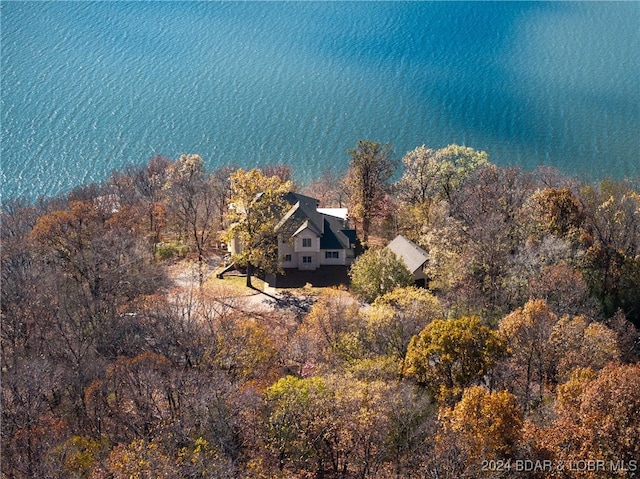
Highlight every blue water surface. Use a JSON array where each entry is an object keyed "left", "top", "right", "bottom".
[{"left": 2, "top": 1, "right": 639, "bottom": 201}]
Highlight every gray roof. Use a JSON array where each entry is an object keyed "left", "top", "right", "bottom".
[
  {"left": 386, "top": 235, "right": 429, "bottom": 273},
  {"left": 275, "top": 192, "right": 356, "bottom": 250}
]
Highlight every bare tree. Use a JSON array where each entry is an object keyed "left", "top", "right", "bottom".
[
  {"left": 344, "top": 140, "right": 396, "bottom": 244},
  {"left": 164, "top": 154, "right": 218, "bottom": 285}
]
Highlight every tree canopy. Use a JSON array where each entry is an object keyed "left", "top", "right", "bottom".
[
  {"left": 405, "top": 316, "right": 506, "bottom": 403},
  {"left": 348, "top": 247, "right": 414, "bottom": 303},
  {"left": 223, "top": 168, "right": 293, "bottom": 287},
  {"left": 344, "top": 140, "right": 396, "bottom": 244},
  {"left": 2, "top": 145, "right": 639, "bottom": 479}
]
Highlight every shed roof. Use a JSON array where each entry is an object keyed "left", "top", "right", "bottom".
[{"left": 386, "top": 235, "right": 429, "bottom": 274}]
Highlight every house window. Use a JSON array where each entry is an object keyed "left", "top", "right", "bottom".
[
  {"left": 284, "top": 254, "right": 292, "bottom": 262},
  {"left": 325, "top": 251, "right": 339, "bottom": 259},
  {"left": 302, "top": 238, "right": 312, "bottom": 247},
  {"left": 302, "top": 256, "right": 313, "bottom": 264}
]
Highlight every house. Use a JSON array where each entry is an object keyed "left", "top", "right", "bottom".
[
  {"left": 274, "top": 192, "right": 358, "bottom": 271},
  {"left": 386, "top": 235, "right": 429, "bottom": 287}
]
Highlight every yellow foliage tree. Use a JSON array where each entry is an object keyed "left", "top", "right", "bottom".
[
  {"left": 405, "top": 316, "right": 505, "bottom": 403},
  {"left": 103, "top": 439, "right": 176, "bottom": 478},
  {"left": 223, "top": 168, "right": 292, "bottom": 287},
  {"left": 499, "top": 299, "right": 558, "bottom": 408},
  {"left": 291, "top": 288, "right": 362, "bottom": 372},
  {"left": 367, "top": 286, "right": 442, "bottom": 361}
]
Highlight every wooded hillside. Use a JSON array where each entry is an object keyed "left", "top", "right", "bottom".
[{"left": 2, "top": 144, "right": 639, "bottom": 478}]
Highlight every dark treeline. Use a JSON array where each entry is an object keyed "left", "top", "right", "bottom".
[{"left": 2, "top": 142, "right": 639, "bottom": 478}]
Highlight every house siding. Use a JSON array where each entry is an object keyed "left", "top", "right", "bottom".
[
  {"left": 278, "top": 227, "right": 323, "bottom": 270},
  {"left": 280, "top": 242, "right": 297, "bottom": 267},
  {"left": 320, "top": 250, "right": 345, "bottom": 266},
  {"left": 295, "top": 231, "right": 320, "bottom": 253},
  {"left": 229, "top": 191, "right": 359, "bottom": 281},
  {"left": 299, "top": 253, "right": 318, "bottom": 270},
  {"left": 273, "top": 193, "right": 359, "bottom": 274}
]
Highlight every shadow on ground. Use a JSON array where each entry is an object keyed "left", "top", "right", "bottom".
[{"left": 268, "top": 266, "right": 351, "bottom": 289}]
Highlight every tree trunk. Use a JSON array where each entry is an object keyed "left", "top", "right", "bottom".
[
  {"left": 362, "top": 215, "right": 370, "bottom": 244},
  {"left": 198, "top": 252, "right": 204, "bottom": 288},
  {"left": 246, "top": 262, "right": 253, "bottom": 288},
  {"left": 525, "top": 358, "right": 532, "bottom": 412}
]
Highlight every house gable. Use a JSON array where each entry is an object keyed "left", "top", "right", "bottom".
[
  {"left": 274, "top": 192, "right": 358, "bottom": 271},
  {"left": 293, "top": 225, "right": 321, "bottom": 252}
]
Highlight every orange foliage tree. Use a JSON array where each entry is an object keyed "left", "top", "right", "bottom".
[{"left": 436, "top": 386, "right": 523, "bottom": 478}]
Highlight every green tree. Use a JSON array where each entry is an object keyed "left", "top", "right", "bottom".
[
  {"left": 223, "top": 168, "right": 293, "bottom": 288},
  {"left": 405, "top": 316, "right": 505, "bottom": 403},
  {"left": 348, "top": 247, "right": 414, "bottom": 304},
  {"left": 344, "top": 140, "right": 396, "bottom": 243}
]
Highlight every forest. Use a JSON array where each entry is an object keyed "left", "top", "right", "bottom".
[{"left": 2, "top": 141, "right": 639, "bottom": 478}]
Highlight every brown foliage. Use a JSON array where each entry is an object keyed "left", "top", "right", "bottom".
[
  {"left": 3, "top": 153, "right": 639, "bottom": 479},
  {"left": 524, "top": 363, "right": 640, "bottom": 478}
]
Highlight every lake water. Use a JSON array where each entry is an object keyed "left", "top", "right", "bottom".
[{"left": 2, "top": 1, "right": 639, "bottom": 201}]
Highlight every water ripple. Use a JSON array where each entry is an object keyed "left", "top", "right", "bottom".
[{"left": 2, "top": 2, "right": 639, "bottom": 201}]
